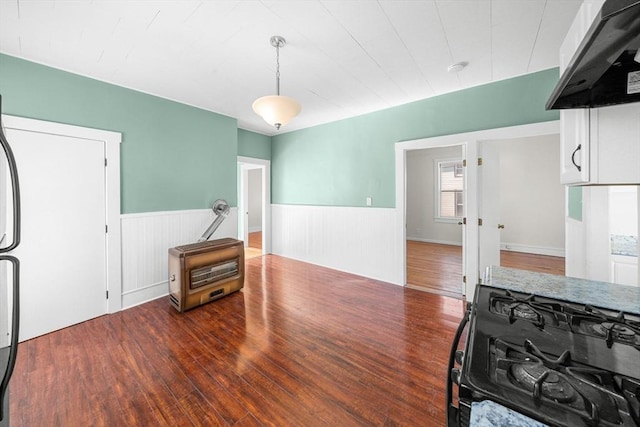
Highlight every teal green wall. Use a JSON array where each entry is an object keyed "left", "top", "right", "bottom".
[
  {"left": 272, "top": 68, "right": 561, "bottom": 207},
  {"left": 568, "top": 186, "right": 583, "bottom": 221},
  {"left": 1, "top": 54, "right": 562, "bottom": 212},
  {"left": 238, "top": 128, "right": 271, "bottom": 160},
  {"left": 0, "top": 54, "right": 238, "bottom": 214}
]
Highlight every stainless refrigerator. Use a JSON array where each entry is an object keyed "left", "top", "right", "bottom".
[{"left": 0, "top": 94, "right": 21, "bottom": 427}]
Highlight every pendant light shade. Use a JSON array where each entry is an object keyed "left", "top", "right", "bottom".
[
  {"left": 252, "top": 36, "right": 301, "bottom": 130},
  {"left": 252, "top": 95, "right": 301, "bottom": 130}
]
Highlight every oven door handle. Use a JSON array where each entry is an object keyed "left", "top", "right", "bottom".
[
  {"left": 0, "top": 102, "right": 22, "bottom": 253},
  {"left": 0, "top": 255, "right": 20, "bottom": 422},
  {"left": 446, "top": 307, "right": 470, "bottom": 427}
]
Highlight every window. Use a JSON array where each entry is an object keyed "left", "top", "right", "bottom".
[{"left": 436, "top": 159, "right": 464, "bottom": 219}]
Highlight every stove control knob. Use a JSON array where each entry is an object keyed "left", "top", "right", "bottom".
[
  {"left": 455, "top": 350, "right": 464, "bottom": 365},
  {"left": 451, "top": 368, "right": 461, "bottom": 385}
]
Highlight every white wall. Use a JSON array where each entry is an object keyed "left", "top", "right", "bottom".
[
  {"left": 248, "top": 168, "right": 262, "bottom": 232},
  {"left": 406, "top": 146, "right": 463, "bottom": 245},
  {"left": 490, "top": 134, "right": 565, "bottom": 256}
]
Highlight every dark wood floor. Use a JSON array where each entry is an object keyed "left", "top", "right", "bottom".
[
  {"left": 501, "top": 250, "right": 565, "bottom": 276},
  {"left": 10, "top": 255, "right": 465, "bottom": 426},
  {"left": 248, "top": 231, "right": 262, "bottom": 250},
  {"left": 406, "top": 241, "right": 565, "bottom": 297},
  {"left": 245, "top": 231, "right": 263, "bottom": 260},
  {"left": 406, "top": 241, "right": 463, "bottom": 298}
]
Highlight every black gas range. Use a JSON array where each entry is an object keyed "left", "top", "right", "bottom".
[{"left": 447, "top": 284, "right": 640, "bottom": 427}]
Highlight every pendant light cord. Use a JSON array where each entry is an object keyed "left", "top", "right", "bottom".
[{"left": 275, "top": 42, "right": 281, "bottom": 96}]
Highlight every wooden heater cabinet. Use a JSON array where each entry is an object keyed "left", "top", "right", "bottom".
[{"left": 168, "top": 238, "right": 244, "bottom": 312}]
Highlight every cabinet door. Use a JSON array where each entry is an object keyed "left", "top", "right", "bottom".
[
  {"left": 591, "top": 103, "right": 640, "bottom": 184},
  {"left": 560, "top": 109, "right": 590, "bottom": 184}
]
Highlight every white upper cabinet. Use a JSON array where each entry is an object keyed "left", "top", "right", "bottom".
[
  {"left": 560, "top": 109, "right": 590, "bottom": 184},
  {"left": 590, "top": 103, "right": 640, "bottom": 184},
  {"left": 558, "top": 0, "right": 640, "bottom": 185}
]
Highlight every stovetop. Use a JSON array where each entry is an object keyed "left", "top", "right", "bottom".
[
  {"left": 461, "top": 285, "right": 640, "bottom": 427},
  {"left": 490, "top": 290, "right": 640, "bottom": 352}
]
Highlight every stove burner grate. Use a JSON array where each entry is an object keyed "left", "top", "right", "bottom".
[
  {"left": 492, "top": 338, "right": 637, "bottom": 426},
  {"left": 512, "top": 304, "right": 539, "bottom": 320},
  {"left": 489, "top": 290, "right": 640, "bottom": 351},
  {"left": 510, "top": 363, "right": 577, "bottom": 402},
  {"left": 490, "top": 291, "right": 565, "bottom": 329},
  {"left": 570, "top": 307, "right": 640, "bottom": 350}
]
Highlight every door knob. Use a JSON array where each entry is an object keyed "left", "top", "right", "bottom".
[{"left": 498, "top": 224, "right": 505, "bottom": 229}]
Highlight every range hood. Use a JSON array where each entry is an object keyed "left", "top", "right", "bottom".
[{"left": 546, "top": 0, "right": 640, "bottom": 110}]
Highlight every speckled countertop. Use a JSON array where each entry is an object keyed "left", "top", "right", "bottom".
[
  {"left": 470, "top": 401, "right": 548, "bottom": 427},
  {"left": 611, "top": 234, "right": 638, "bottom": 257},
  {"left": 484, "top": 266, "right": 640, "bottom": 315}
]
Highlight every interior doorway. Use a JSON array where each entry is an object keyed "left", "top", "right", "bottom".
[
  {"left": 396, "top": 121, "right": 560, "bottom": 300},
  {"left": 237, "top": 156, "right": 271, "bottom": 260},
  {"left": 405, "top": 145, "right": 465, "bottom": 298},
  {"left": 480, "top": 135, "right": 566, "bottom": 276}
]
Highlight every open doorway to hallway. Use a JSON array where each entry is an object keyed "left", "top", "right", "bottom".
[
  {"left": 238, "top": 156, "right": 272, "bottom": 260},
  {"left": 245, "top": 168, "right": 263, "bottom": 259}
]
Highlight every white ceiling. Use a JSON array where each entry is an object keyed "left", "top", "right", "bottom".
[{"left": 0, "top": 0, "right": 583, "bottom": 136}]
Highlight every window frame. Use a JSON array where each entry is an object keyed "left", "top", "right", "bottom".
[{"left": 434, "top": 157, "right": 464, "bottom": 223}]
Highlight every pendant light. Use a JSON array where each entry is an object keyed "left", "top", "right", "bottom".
[{"left": 252, "top": 36, "right": 301, "bottom": 130}]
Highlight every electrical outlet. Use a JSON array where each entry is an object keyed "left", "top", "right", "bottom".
[{"left": 366, "top": 197, "right": 372, "bottom": 206}]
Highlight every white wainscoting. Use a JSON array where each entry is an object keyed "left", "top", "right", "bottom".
[
  {"left": 610, "top": 255, "right": 638, "bottom": 286},
  {"left": 271, "top": 204, "right": 402, "bottom": 285},
  {"left": 120, "top": 208, "right": 238, "bottom": 309}
]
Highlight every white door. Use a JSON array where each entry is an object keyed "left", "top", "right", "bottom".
[
  {"left": 239, "top": 166, "right": 250, "bottom": 247},
  {"left": 478, "top": 142, "right": 501, "bottom": 280},
  {"left": 7, "top": 128, "right": 107, "bottom": 341}
]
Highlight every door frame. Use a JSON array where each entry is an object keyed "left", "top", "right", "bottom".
[
  {"left": 237, "top": 156, "right": 271, "bottom": 254},
  {"left": 2, "top": 114, "right": 122, "bottom": 312},
  {"left": 395, "top": 120, "right": 559, "bottom": 299}
]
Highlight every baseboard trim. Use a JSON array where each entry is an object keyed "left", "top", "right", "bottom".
[
  {"left": 406, "top": 237, "right": 462, "bottom": 247},
  {"left": 122, "top": 281, "right": 168, "bottom": 309},
  {"left": 500, "top": 243, "right": 565, "bottom": 258},
  {"left": 406, "top": 238, "right": 564, "bottom": 257}
]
